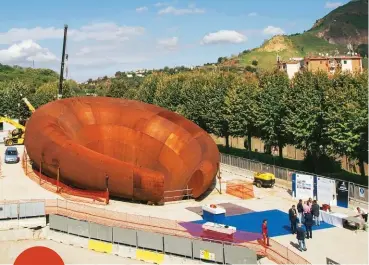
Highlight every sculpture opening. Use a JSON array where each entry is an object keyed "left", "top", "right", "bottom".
[{"left": 24, "top": 97, "right": 220, "bottom": 203}]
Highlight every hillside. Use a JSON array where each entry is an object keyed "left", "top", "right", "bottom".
[
  {"left": 234, "top": 33, "right": 347, "bottom": 70},
  {"left": 309, "top": 0, "right": 368, "bottom": 46},
  {"left": 0, "top": 64, "right": 59, "bottom": 88},
  {"left": 223, "top": 0, "right": 368, "bottom": 70}
]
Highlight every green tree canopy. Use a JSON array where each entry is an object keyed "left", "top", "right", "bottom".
[{"left": 257, "top": 70, "right": 290, "bottom": 157}]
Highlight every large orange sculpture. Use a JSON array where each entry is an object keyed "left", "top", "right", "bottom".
[{"left": 24, "top": 97, "right": 219, "bottom": 203}]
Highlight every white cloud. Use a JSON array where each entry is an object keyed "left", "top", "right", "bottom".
[
  {"left": 158, "top": 6, "right": 205, "bottom": 15},
  {"left": 263, "top": 26, "right": 285, "bottom": 35},
  {"left": 201, "top": 30, "right": 247, "bottom": 45},
  {"left": 0, "top": 27, "right": 63, "bottom": 45},
  {"left": 154, "top": 2, "right": 169, "bottom": 7},
  {"left": 324, "top": 1, "right": 342, "bottom": 8},
  {"left": 157, "top": 37, "right": 179, "bottom": 49},
  {"left": 70, "top": 23, "right": 145, "bottom": 42},
  {"left": 0, "top": 22, "right": 182, "bottom": 81},
  {"left": 136, "top": 6, "right": 148, "bottom": 13},
  {"left": 248, "top": 12, "right": 258, "bottom": 17},
  {"left": 0, "top": 23, "right": 145, "bottom": 44},
  {"left": 0, "top": 39, "right": 57, "bottom": 63}
]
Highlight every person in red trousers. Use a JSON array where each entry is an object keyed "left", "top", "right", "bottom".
[{"left": 262, "top": 219, "right": 271, "bottom": 247}]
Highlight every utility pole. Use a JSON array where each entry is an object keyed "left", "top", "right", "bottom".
[{"left": 58, "top": 24, "right": 68, "bottom": 100}]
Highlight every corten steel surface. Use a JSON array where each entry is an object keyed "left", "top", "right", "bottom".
[{"left": 24, "top": 97, "right": 220, "bottom": 203}]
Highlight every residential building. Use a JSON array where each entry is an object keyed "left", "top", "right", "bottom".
[
  {"left": 278, "top": 55, "right": 362, "bottom": 79},
  {"left": 277, "top": 59, "right": 304, "bottom": 79},
  {"left": 304, "top": 55, "right": 362, "bottom": 74}
]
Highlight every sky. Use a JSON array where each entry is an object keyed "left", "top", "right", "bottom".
[{"left": 0, "top": 0, "right": 350, "bottom": 82}]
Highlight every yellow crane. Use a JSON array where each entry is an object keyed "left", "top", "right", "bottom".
[
  {"left": 0, "top": 97, "right": 36, "bottom": 146},
  {"left": 22, "top": 98, "right": 36, "bottom": 113},
  {"left": 0, "top": 116, "right": 26, "bottom": 146}
]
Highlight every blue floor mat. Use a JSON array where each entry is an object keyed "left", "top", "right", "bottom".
[{"left": 192, "top": 209, "right": 334, "bottom": 237}]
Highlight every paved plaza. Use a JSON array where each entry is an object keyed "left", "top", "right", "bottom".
[{"left": 0, "top": 143, "right": 368, "bottom": 264}]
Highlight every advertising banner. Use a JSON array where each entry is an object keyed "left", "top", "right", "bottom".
[
  {"left": 295, "top": 174, "right": 314, "bottom": 200},
  {"left": 336, "top": 181, "right": 349, "bottom": 208},
  {"left": 317, "top": 177, "right": 336, "bottom": 205}
]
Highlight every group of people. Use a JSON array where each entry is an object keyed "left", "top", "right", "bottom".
[
  {"left": 288, "top": 198, "right": 319, "bottom": 252},
  {"left": 260, "top": 199, "right": 368, "bottom": 252}
]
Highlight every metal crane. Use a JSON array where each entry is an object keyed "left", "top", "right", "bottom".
[{"left": 58, "top": 24, "right": 68, "bottom": 100}]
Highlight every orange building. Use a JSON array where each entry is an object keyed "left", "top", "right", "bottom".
[{"left": 304, "top": 55, "right": 362, "bottom": 74}]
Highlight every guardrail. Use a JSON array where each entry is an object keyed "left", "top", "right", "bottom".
[
  {"left": 220, "top": 153, "right": 368, "bottom": 204},
  {"left": 0, "top": 199, "right": 310, "bottom": 264}
]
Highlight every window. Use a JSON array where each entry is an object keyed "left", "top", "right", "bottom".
[
  {"left": 0, "top": 122, "right": 3, "bottom": 131},
  {"left": 343, "top": 60, "right": 347, "bottom": 64},
  {"left": 6, "top": 150, "right": 18, "bottom": 156}
]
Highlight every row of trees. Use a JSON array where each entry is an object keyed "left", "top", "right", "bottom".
[
  {"left": 0, "top": 68, "right": 367, "bottom": 176},
  {"left": 132, "top": 70, "right": 367, "bottom": 176},
  {"left": 0, "top": 80, "right": 77, "bottom": 121}
]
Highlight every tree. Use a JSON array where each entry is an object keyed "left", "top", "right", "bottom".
[
  {"left": 0, "top": 80, "right": 34, "bottom": 120},
  {"left": 326, "top": 72, "right": 368, "bottom": 176},
  {"left": 31, "top": 81, "right": 74, "bottom": 108},
  {"left": 204, "top": 72, "right": 233, "bottom": 149},
  {"left": 227, "top": 73, "right": 260, "bottom": 154},
  {"left": 252, "top": 60, "right": 258, "bottom": 66},
  {"left": 177, "top": 71, "right": 210, "bottom": 130},
  {"left": 285, "top": 70, "right": 331, "bottom": 173},
  {"left": 256, "top": 71, "right": 290, "bottom": 158},
  {"left": 153, "top": 73, "right": 183, "bottom": 112},
  {"left": 136, "top": 73, "right": 165, "bottom": 104},
  {"left": 106, "top": 79, "right": 129, "bottom": 98}
]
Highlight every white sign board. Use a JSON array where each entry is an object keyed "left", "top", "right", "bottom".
[
  {"left": 317, "top": 177, "right": 336, "bottom": 205},
  {"left": 200, "top": 250, "right": 215, "bottom": 261},
  {"left": 295, "top": 174, "right": 314, "bottom": 200}
]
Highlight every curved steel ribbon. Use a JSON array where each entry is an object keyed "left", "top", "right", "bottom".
[{"left": 24, "top": 97, "right": 220, "bottom": 203}]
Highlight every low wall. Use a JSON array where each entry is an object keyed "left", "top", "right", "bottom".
[{"left": 48, "top": 214, "right": 259, "bottom": 264}]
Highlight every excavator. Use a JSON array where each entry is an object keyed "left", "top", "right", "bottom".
[{"left": 0, "top": 98, "right": 36, "bottom": 146}]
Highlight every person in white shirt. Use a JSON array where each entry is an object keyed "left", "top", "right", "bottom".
[{"left": 356, "top": 207, "right": 368, "bottom": 222}]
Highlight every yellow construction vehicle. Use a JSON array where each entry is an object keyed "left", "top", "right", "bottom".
[
  {"left": 0, "top": 97, "right": 36, "bottom": 146},
  {"left": 0, "top": 116, "right": 26, "bottom": 146},
  {"left": 253, "top": 172, "right": 276, "bottom": 188}
]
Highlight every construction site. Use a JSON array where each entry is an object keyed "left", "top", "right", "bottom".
[
  {"left": 0, "top": 88, "right": 368, "bottom": 264},
  {"left": 0, "top": 25, "right": 368, "bottom": 265}
]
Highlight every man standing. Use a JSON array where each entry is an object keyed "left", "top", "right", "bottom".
[
  {"left": 262, "top": 219, "right": 270, "bottom": 247},
  {"left": 289, "top": 205, "right": 298, "bottom": 234},
  {"left": 356, "top": 207, "right": 368, "bottom": 222},
  {"left": 311, "top": 200, "right": 320, "bottom": 226},
  {"left": 297, "top": 199, "right": 303, "bottom": 223},
  {"left": 296, "top": 223, "right": 307, "bottom": 252},
  {"left": 304, "top": 212, "right": 314, "bottom": 239}
]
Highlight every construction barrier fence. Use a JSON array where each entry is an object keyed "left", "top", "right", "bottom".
[
  {"left": 49, "top": 213, "right": 258, "bottom": 264},
  {"left": 220, "top": 153, "right": 368, "bottom": 204},
  {"left": 225, "top": 180, "right": 254, "bottom": 200},
  {"left": 22, "top": 150, "right": 109, "bottom": 205},
  {"left": 22, "top": 150, "right": 195, "bottom": 205},
  {"left": 1, "top": 199, "right": 310, "bottom": 264}
]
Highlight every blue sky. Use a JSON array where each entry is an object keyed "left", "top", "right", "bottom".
[{"left": 0, "top": 0, "right": 350, "bottom": 81}]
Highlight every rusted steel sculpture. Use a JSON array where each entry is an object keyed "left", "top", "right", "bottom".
[{"left": 24, "top": 97, "right": 220, "bottom": 203}]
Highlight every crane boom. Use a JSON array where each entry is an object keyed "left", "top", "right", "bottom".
[
  {"left": 58, "top": 24, "right": 68, "bottom": 99},
  {"left": 22, "top": 98, "right": 36, "bottom": 113},
  {"left": 0, "top": 117, "right": 25, "bottom": 131}
]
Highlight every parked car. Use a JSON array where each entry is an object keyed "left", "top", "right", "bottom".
[{"left": 4, "top": 146, "right": 20, "bottom": 164}]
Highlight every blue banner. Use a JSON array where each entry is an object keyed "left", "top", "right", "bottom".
[{"left": 336, "top": 181, "right": 349, "bottom": 208}]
